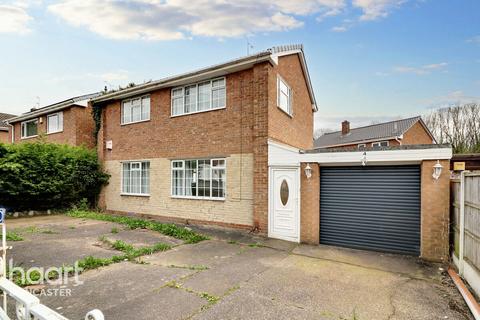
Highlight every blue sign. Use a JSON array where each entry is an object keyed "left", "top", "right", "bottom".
[{"left": 0, "top": 208, "right": 5, "bottom": 224}]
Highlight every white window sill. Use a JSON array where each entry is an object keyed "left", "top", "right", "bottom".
[
  {"left": 120, "top": 193, "right": 150, "bottom": 197},
  {"left": 171, "top": 195, "right": 225, "bottom": 201},
  {"left": 121, "top": 119, "right": 150, "bottom": 126},
  {"left": 277, "top": 106, "right": 293, "bottom": 118},
  {"left": 21, "top": 135, "right": 38, "bottom": 140},
  {"left": 171, "top": 106, "right": 226, "bottom": 118},
  {"left": 47, "top": 130, "right": 63, "bottom": 135}
]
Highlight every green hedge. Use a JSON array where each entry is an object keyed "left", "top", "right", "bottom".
[{"left": 0, "top": 142, "right": 109, "bottom": 210}]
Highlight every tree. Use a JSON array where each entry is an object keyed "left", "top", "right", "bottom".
[{"left": 423, "top": 103, "right": 480, "bottom": 154}]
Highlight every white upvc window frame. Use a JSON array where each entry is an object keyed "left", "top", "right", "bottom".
[
  {"left": 20, "top": 119, "right": 38, "bottom": 139},
  {"left": 358, "top": 143, "right": 366, "bottom": 149},
  {"left": 171, "top": 77, "right": 226, "bottom": 117},
  {"left": 372, "top": 141, "right": 389, "bottom": 147},
  {"left": 121, "top": 95, "right": 151, "bottom": 125},
  {"left": 47, "top": 112, "right": 63, "bottom": 134},
  {"left": 170, "top": 158, "right": 226, "bottom": 200},
  {"left": 121, "top": 161, "right": 150, "bottom": 196},
  {"left": 277, "top": 76, "right": 292, "bottom": 116}
]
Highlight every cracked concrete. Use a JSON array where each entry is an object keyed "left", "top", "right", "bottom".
[{"left": 6, "top": 215, "right": 474, "bottom": 320}]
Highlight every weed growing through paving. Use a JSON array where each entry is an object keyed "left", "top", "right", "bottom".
[
  {"left": 3, "top": 231, "right": 24, "bottom": 241},
  {"left": 67, "top": 210, "right": 209, "bottom": 244},
  {"left": 168, "top": 264, "right": 209, "bottom": 271},
  {"left": 111, "top": 227, "right": 119, "bottom": 234}
]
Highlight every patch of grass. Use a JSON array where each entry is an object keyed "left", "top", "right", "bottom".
[
  {"left": 69, "top": 226, "right": 76, "bottom": 229},
  {"left": 24, "top": 226, "right": 39, "bottom": 233},
  {"left": 111, "top": 227, "right": 119, "bottom": 234},
  {"left": 199, "top": 292, "right": 220, "bottom": 304},
  {"left": 100, "top": 237, "right": 171, "bottom": 261},
  {"left": 40, "top": 229, "right": 58, "bottom": 234},
  {"left": 248, "top": 242, "right": 262, "bottom": 248},
  {"left": 67, "top": 210, "right": 209, "bottom": 243},
  {"left": 227, "top": 240, "right": 238, "bottom": 244},
  {"left": 3, "top": 231, "right": 24, "bottom": 241},
  {"left": 168, "top": 264, "right": 209, "bottom": 271}
]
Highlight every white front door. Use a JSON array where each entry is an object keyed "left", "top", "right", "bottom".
[{"left": 269, "top": 167, "right": 300, "bottom": 242}]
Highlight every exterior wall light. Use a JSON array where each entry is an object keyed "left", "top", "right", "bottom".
[
  {"left": 432, "top": 160, "right": 443, "bottom": 180},
  {"left": 304, "top": 163, "right": 312, "bottom": 179}
]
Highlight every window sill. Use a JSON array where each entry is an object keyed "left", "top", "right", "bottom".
[
  {"left": 121, "top": 119, "right": 151, "bottom": 126},
  {"left": 47, "top": 130, "right": 63, "bottom": 135},
  {"left": 171, "top": 195, "right": 225, "bottom": 202},
  {"left": 120, "top": 193, "right": 150, "bottom": 197},
  {"left": 277, "top": 106, "right": 293, "bottom": 118},
  {"left": 170, "top": 106, "right": 226, "bottom": 118},
  {"left": 21, "top": 135, "right": 38, "bottom": 140}
]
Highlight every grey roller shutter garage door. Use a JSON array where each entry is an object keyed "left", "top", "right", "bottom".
[{"left": 320, "top": 165, "right": 420, "bottom": 255}]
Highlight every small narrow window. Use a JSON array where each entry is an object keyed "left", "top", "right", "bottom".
[
  {"left": 372, "top": 141, "right": 389, "bottom": 147},
  {"left": 47, "top": 112, "right": 63, "bottom": 134},
  {"left": 277, "top": 76, "right": 292, "bottom": 115},
  {"left": 21, "top": 119, "right": 38, "bottom": 138}
]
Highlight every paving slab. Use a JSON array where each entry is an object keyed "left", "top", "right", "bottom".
[
  {"left": 106, "top": 228, "right": 183, "bottom": 247},
  {"left": 40, "top": 262, "right": 195, "bottom": 319},
  {"left": 143, "top": 240, "right": 244, "bottom": 268},
  {"left": 10, "top": 237, "right": 118, "bottom": 269},
  {"left": 293, "top": 244, "right": 443, "bottom": 280},
  {"left": 181, "top": 246, "right": 289, "bottom": 296}
]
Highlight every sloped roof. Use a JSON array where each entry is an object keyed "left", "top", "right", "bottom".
[
  {"left": 8, "top": 92, "right": 101, "bottom": 123},
  {"left": 91, "top": 44, "right": 317, "bottom": 111},
  {"left": 0, "top": 113, "right": 16, "bottom": 131},
  {"left": 314, "top": 116, "right": 432, "bottom": 148}
]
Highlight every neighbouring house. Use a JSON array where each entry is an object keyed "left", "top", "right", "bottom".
[
  {"left": 0, "top": 113, "right": 16, "bottom": 143},
  {"left": 314, "top": 116, "right": 435, "bottom": 149},
  {"left": 7, "top": 93, "right": 101, "bottom": 148},
  {"left": 92, "top": 44, "right": 452, "bottom": 262}
]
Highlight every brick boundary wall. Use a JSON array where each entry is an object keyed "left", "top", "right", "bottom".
[
  {"left": 420, "top": 159, "right": 450, "bottom": 262},
  {"left": 300, "top": 162, "right": 320, "bottom": 244}
]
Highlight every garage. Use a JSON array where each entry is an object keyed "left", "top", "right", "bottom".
[{"left": 320, "top": 165, "right": 421, "bottom": 255}]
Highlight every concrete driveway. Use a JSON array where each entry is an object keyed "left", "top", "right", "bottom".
[{"left": 6, "top": 215, "right": 473, "bottom": 320}]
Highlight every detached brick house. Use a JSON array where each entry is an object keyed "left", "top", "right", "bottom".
[
  {"left": 92, "top": 45, "right": 452, "bottom": 262},
  {"left": 8, "top": 93, "right": 101, "bottom": 148},
  {"left": 0, "top": 113, "right": 16, "bottom": 143},
  {"left": 314, "top": 116, "right": 435, "bottom": 149}
]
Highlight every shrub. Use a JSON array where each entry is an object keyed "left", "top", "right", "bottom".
[{"left": 0, "top": 142, "right": 109, "bottom": 210}]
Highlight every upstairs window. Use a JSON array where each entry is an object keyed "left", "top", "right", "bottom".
[
  {"left": 121, "top": 96, "right": 150, "bottom": 125},
  {"left": 171, "top": 77, "right": 226, "bottom": 116},
  {"left": 122, "top": 161, "right": 150, "bottom": 195},
  {"left": 47, "top": 112, "right": 63, "bottom": 134},
  {"left": 372, "top": 141, "right": 389, "bottom": 147},
  {"left": 277, "top": 76, "right": 292, "bottom": 115},
  {"left": 21, "top": 119, "right": 38, "bottom": 138},
  {"left": 171, "top": 158, "right": 226, "bottom": 199},
  {"left": 358, "top": 144, "right": 366, "bottom": 150}
]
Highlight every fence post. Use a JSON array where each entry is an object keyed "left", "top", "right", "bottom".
[{"left": 459, "top": 171, "right": 466, "bottom": 276}]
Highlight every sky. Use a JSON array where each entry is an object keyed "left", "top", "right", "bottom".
[{"left": 0, "top": 0, "right": 479, "bottom": 131}]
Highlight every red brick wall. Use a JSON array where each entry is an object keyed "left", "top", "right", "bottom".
[
  {"left": 100, "top": 69, "right": 255, "bottom": 161},
  {"left": 268, "top": 54, "right": 314, "bottom": 150},
  {"left": 11, "top": 106, "right": 95, "bottom": 148},
  {"left": 0, "top": 130, "right": 9, "bottom": 144},
  {"left": 420, "top": 159, "right": 450, "bottom": 261},
  {"left": 300, "top": 162, "right": 320, "bottom": 244},
  {"left": 402, "top": 122, "right": 434, "bottom": 145}
]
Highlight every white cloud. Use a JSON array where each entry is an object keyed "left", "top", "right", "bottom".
[
  {"left": 422, "top": 91, "right": 480, "bottom": 108},
  {"left": 467, "top": 35, "right": 480, "bottom": 45},
  {"left": 352, "top": 0, "right": 406, "bottom": 21},
  {"left": 331, "top": 26, "right": 348, "bottom": 32},
  {"left": 393, "top": 62, "right": 448, "bottom": 75},
  {"left": 48, "top": 0, "right": 346, "bottom": 40},
  {"left": 0, "top": 4, "right": 33, "bottom": 34}
]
